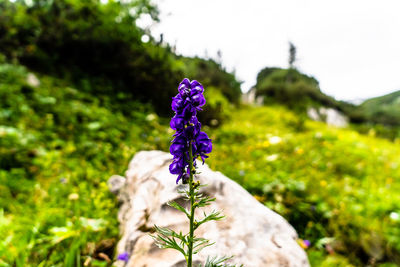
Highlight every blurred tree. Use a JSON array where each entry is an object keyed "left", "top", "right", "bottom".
[
  {"left": 287, "top": 42, "right": 297, "bottom": 83},
  {"left": 288, "top": 41, "right": 297, "bottom": 69}
]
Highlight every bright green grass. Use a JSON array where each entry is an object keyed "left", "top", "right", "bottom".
[{"left": 208, "top": 105, "right": 400, "bottom": 266}]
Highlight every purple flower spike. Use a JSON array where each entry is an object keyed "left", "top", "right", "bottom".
[
  {"left": 169, "top": 79, "right": 212, "bottom": 183},
  {"left": 117, "top": 252, "right": 129, "bottom": 262}
]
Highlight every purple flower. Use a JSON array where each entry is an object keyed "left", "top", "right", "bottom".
[
  {"left": 170, "top": 115, "right": 185, "bottom": 130},
  {"left": 171, "top": 95, "right": 184, "bottom": 112},
  {"left": 191, "top": 90, "right": 206, "bottom": 107},
  {"left": 169, "top": 79, "right": 212, "bottom": 183},
  {"left": 117, "top": 252, "right": 129, "bottom": 262},
  {"left": 190, "top": 80, "right": 204, "bottom": 93},
  {"left": 178, "top": 78, "right": 191, "bottom": 96},
  {"left": 196, "top": 132, "right": 212, "bottom": 154},
  {"left": 170, "top": 136, "right": 187, "bottom": 157},
  {"left": 169, "top": 157, "right": 184, "bottom": 174}
]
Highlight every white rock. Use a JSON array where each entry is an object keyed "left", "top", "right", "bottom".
[
  {"left": 242, "top": 87, "right": 257, "bottom": 104},
  {"left": 111, "top": 151, "right": 310, "bottom": 267},
  {"left": 307, "top": 107, "right": 348, "bottom": 127},
  {"left": 108, "top": 175, "right": 126, "bottom": 195},
  {"left": 307, "top": 108, "right": 320, "bottom": 122},
  {"left": 242, "top": 87, "right": 264, "bottom": 106}
]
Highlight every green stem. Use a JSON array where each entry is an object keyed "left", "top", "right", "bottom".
[{"left": 187, "top": 141, "right": 195, "bottom": 267}]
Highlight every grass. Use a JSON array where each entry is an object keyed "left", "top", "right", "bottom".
[{"left": 208, "top": 105, "right": 400, "bottom": 266}]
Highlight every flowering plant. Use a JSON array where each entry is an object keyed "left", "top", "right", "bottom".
[
  {"left": 169, "top": 78, "right": 212, "bottom": 184},
  {"left": 153, "top": 79, "right": 240, "bottom": 267}
]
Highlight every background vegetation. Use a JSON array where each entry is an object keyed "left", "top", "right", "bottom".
[
  {"left": 254, "top": 66, "right": 400, "bottom": 139},
  {"left": 1, "top": 0, "right": 400, "bottom": 266}
]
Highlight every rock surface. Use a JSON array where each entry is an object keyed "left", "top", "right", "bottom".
[
  {"left": 242, "top": 87, "right": 264, "bottom": 106},
  {"left": 307, "top": 107, "right": 348, "bottom": 127},
  {"left": 110, "top": 150, "right": 310, "bottom": 267}
]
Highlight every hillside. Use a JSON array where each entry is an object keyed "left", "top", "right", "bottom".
[
  {"left": 254, "top": 67, "right": 345, "bottom": 112},
  {"left": 359, "top": 90, "right": 400, "bottom": 126},
  {"left": 1, "top": 63, "right": 400, "bottom": 266}
]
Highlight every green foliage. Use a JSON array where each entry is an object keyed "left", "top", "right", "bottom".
[
  {"left": 204, "top": 256, "right": 242, "bottom": 267},
  {"left": 0, "top": 63, "right": 171, "bottom": 266},
  {"left": 208, "top": 105, "right": 400, "bottom": 266},
  {"left": 199, "top": 86, "right": 233, "bottom": 127}
]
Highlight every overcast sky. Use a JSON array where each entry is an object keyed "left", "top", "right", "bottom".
[{"left": 150, "top": 0, "right": 400, "bottom": 102}]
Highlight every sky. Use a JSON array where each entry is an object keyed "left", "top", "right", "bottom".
[{"left": 148, "top": 0, "right": 400, "bottom": 102}]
